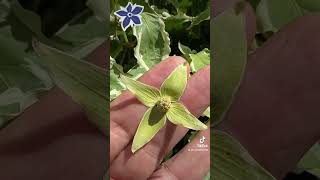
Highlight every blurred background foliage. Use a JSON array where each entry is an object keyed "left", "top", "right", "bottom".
[{"left": 0, "top": 0, "right": 107, "bottom": 127}]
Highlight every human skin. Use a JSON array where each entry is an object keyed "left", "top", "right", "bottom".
[
  {"left": 0, "top": 43, "right": 108, "bottom": 180},
  {"left": 213, "top": 0, "right": 320, "bottom": 178},
  {"left": 218, "top": 13, "right": 320, "bottom": 179},
  {"left": 110, "top": 56, "right": 210, "bottom": 179},
  {"left": 1, "top": 2, "right": 320, "bottom": 179}
]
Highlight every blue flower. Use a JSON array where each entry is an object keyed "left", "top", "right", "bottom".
[{"left": 114, "top": 2, "right": 144, "bottom": 31}]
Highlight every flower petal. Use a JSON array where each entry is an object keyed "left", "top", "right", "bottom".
[
  {"left": 167, "top": 102, "right": 207, "bottom": 130},
  {"left": 160, "top": 64, "right": 187, "bottom": 101},
  {"left": 121, "top": 75, "right": 161, "bottom": 107},
  {"left": 132, "top": 106, "right": 167, "bottom": 153},
  {"left": 121, "top": 16, "right": 131, "bottom": 31},
  {"left": 131, "top": 15, "right": 142, "bottom": 25},
  {"left": 131, "top": 5, "right": 144, "bottom": 15},
  {"left": 126, "top": 2, "right": 133, "bottom": 12},
  {"left": 114, "top": 10, "right": 128, "bottom": 17}
]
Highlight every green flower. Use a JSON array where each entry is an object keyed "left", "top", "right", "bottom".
[{"left": 121, "top": 64, "right": 207, "bottom": 153}]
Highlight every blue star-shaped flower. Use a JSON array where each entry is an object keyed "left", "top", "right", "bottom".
[{"left": 114, "top": 2, "right": 144, "bottom": 31}]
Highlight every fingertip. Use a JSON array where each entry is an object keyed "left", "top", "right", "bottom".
[
  {"left": 164, "top": 56, "right": 187, "bottom": 65},
  {"left": 164, "top": 56, "right": 191, "bottom": 74}
]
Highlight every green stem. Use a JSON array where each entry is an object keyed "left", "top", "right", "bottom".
[{"left": 123, "top": 31, "right": 129, "bottom": 43}]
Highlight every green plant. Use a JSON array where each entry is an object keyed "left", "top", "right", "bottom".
[{"left": 121, "top": 64, "right": 207, "bottom": 152}]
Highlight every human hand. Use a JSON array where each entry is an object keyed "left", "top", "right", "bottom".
[
  {"left": 215, "top": 2, "right": 320, "bottom": 178},
  {"left": 110, "top": 56, "right": 210, "bottom": 179}
]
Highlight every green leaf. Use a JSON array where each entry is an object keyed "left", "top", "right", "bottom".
[
  {"left": 167, "top": 102, "right": 207, "bottom": 130},
  {"left": 168, "top": 0, "right": 192, "bottom": 13},
  {"left": 189, "top": 48, "right": 210, "bottom": 72},
  {"left": 0, "top": 88, "right": 36, "bottom": 116},
  {"left": 164, "top": 12, "right": 192, "bottom": 32},
  {"left": 0, "top": 33, "right": 53, "bottom": 125},
  {"left": 11, "top": 0, "right": 51, "bottom": 45},
  {"left": 189, "top": 3, "right": 210, "bottom": 28},
  {"left": 178, "top": 42, "right": 196, "bottom": 64},
  {"left": 57, "top": 16, "right": 107, "bottom": 44},
  {"left": 256, "top": 0, "right": 304, "bottom": 32},
  {"left": 121, "top": 75, "right": 161, "bottom": 107},
  {"left": 178, "top": 42, "right": 195, "bottom": 56},
  {"left": 296, "top": 0, "right": 320, "bottom": 12},
  {"left": 212, "top": 9, "right": 247, "bottom": 126},
  {"left": 132, "top": 106, "right": 167, "bottom": 153},
  {"left": 55, "top": 14, "right": 107, "bottom": 58},
  {"left": 86, "top": 0, "right": 108, "bottom": 21},
  {"left": 297, "top": 143, "right": 320, "bottom": 178},
  {"left": 33, "top": 40, "right": 108, "bottom": 135},
  {"left": 212, "top": 131, "right": 276, "bottom": 180},
  {"left": 133, "top": 12, "right": 171, "bottom": 71},
  {"left": 160, "top": 64, "right": 187, "bottom": 101},
  {"left": 256, "top": 0, "right": 277, "bottom": 33}
]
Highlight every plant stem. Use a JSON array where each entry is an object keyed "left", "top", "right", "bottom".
[{"left": 123, "top": 31, "right": 129, "bottom": 43}]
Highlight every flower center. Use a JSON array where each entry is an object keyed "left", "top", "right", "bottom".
[
  {"left": 128, "top": 13, "right": 132, "bottom": 17},
  {"left": 156, "top": 97, "right": 171, "bottom": 112}
]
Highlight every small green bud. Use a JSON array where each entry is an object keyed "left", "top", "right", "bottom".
[{"left": 156, "top": 96, "right": 171, "bottom": 112}]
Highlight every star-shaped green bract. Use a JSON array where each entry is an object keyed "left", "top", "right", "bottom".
[{"left": 121, "top": 64, "right": 207, "bottom": 153}]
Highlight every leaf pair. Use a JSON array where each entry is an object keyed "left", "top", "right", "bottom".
[{"left": 121, "top": 64, "right": 207, "bottom": 153}]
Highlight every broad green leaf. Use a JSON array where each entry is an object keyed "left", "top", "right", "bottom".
[
  {"left": 132, "top": 106, "right": 167, "bottom": 152},
  {"left": 296, "top": 0, "right": 320, "bottom": 12},
  {"left": 168, "top": 0, "right": 192, "bottom": 13},
  {"left": 164, "top": 12, "right": 192, "bottom": 32},
  {"left": 160, "top": 64, "right": 187, "bottom": 101},
  {"left": 212, "top": 131, "right": 276, "bottom": 180},
  {"left": 56, "top": 16, "right": 107, "bottom": 44},
  {"left": 86, "top": 0, "right": 108, "bottom": 21},
  {"left": 0, "top": 88, "right": 26, "bottom": 115},
  {"left": 212, "top": 9, "right": 247, "bottom": 126},
  {"left": 189, "top": 3, "right": 210, "bottom": 28},
  {"left": 0, "top": 88, "right": 37, "bottom": 116},
  {"left": 121, "top": 75, "right": 161, "bottom": 107},
  {"left": 297, "top": 143, "right": 320, "bottom": 178},
  {"left": 177, "top": 44, "right": 210, "bottom": 73},
  {"left": 0, "top": 33, "right": 53, "bottom": 125},
  {"left": 33, "top": 40, "right": 108, "bottom": 135},
  {"left": 69, "top": 39, "right": 106, "bottom": 59},
  {"left": 256, "top": 0, "right": 303, "bottom": 32},
  {"left": 256, "top": 0, "right": 276, "bottom": 33},
  {"left": 133, "top": 12, "right": 171, "bottom": 71},
  {"left": 167, "top": 102, "right": 207, "bottom": 130},
  {"left": 189, "top": 48, "right": 210, "bottom": 72},
  {"left": 54, "top": 8, "right": 107, "bottom": 58},
  {"left": 11, "top": 0, "right": 106, "bottom": 57},
  {"left": 11, "top": 0, "right": 53, "bottom": 45}
]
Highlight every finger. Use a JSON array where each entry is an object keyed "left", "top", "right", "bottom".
[
  {"left": 110, "top": 56, "right": 188, "bottom": 162},
  {"left": 110, "top": 66, "right": 210, "bottom": 179},
  {"left": 149, "top": 124, "right": 210, "bottom": 180}
]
